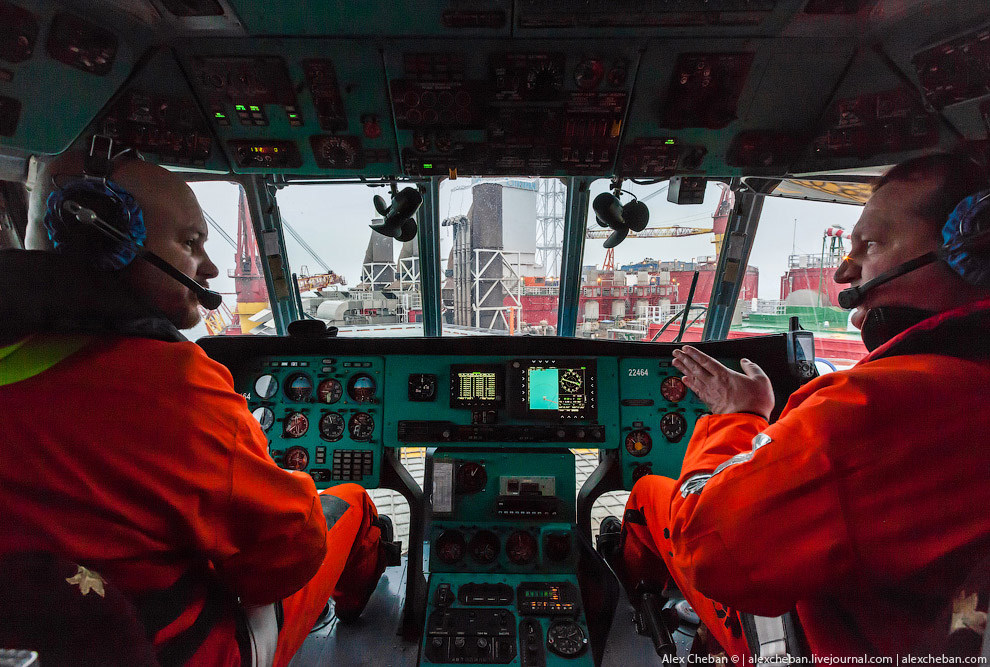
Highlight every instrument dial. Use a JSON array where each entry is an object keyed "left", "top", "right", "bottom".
[
  {"left": 660, "top": 376, "right": 687, "bottom": 403},
  {"left": 660, "top": 412, "right": 688, "bottom": 442},
  {"left": 559, "top": 369, "right": 583, "bottom": 393},
  {"left": 317, "top": 378, "right": 342, "bottom": 404},
  {"left": 347, "top": 374, "right": 377, "bottom": 402},
  {"left": 468, "top": 530, "right": 500, "bottom": 564},
  {"left": 624, "top": 429, "right": 652, "bottom": 457},
  {"left": 408, "top": 374, "right": 437, "bottom": 401},
  {"left": 348, "top": 412, "right": 375, "bottom": 441},
  {"left": 574, "top": 59, "right": 604, "bottom": 90},
  {"left": 547, "top": 620, "right": 588, "bottom": 657},
  {"left": 435, "top": 530, "right": 466, "bottom": 564},
  {"left": 319, "top": 412, "right": 345, "bottom": 441},
  {"left": 284, "top": 446, "right": 309, "bottom": 471},
  {"left": 252, "top": 406, "right": 274, "bottom": 432},
  {"left": 284, "top": 373, "right": 313, "bottom": 402},
  {"left": 632, "top": 463, "right": 653, "bottom": 482},
  {"left": 254, "top": 374, "right": 278, "bottom": 399},
  {"left": 506, "top": 531, "right": 538, "bottom": 566},
  {"left": 283, "top": 412, "right": 309, "bottom": 438},
  {"left": 456, "top": 462, "right": 487, "bottom": 494}
]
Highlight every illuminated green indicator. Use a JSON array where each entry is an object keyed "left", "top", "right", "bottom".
[
  {"left": 250, "top": 105, "right": 261, "bottom": 111},
  {"left": 665, "top": 139, "right": 676, "bottom": 145},
  {"left": 288, "top": 113, "right": 299, "bottom": 118},
  {"left": 235, "top": 104, "right": 246, "bottom": 111},
  {"left": 214, "top": 112, "right": 226, "bottom": 118},
  {"left": 423, "top": 163, "right": 433, "bottom": 169}
]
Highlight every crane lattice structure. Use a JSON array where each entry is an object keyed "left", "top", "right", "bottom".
[{"left": 536, "top": 179, "right": 565, "bottom": 278}]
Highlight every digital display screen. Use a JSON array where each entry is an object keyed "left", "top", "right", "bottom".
[
  {"left": 527, "top": 366, "right": 590, "bottom": 414},
  {"left": 511, "top": 359, "right": 597, "bottom": 421},
  {"left": 449, "top": 365, "right": 503, "bottom": 408}
]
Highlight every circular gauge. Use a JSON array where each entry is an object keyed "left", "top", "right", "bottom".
[
  {"left": 660, "top": 412, "right": 688, "bottom": 443},
  {"left": 348, "top": 412, "right": 375, "bottom": 441},
  {"left": 284, "top": 446, "right": 309, "bottom": 471},
  {"left": 574, "top": 59, "right": 605, "bottom": 90},
  {"left": 252, "top": 406, "right": 274, "bottom": 432},
  {"left": 547, "top": 620, "right": 588, "bottom": 658},
  {"left": 456, "top": 462, "right": 487, "bottom": 494},
  {"left": 283, "top": 412, "right": 309, "bottom": 438},
  {"left": 468, "top": 530, "right": 500, "bottom": 564},
  {"left": 632, "top": 463, "right": 653, "bottom": 483},
  {"left": 506, "top": 531, "right": 539, "bottom": 566},
  {"left": 408, "top": 374, "right": 437, "bottom": 401},
  {"left": 559, "top": 369, "right": 583, "bottom": 393},
  {"left": 317, "top": 378, "right": 342, "bottom": 404},
  {"left": 544, "top": 533, "right": 571, "bottom": 562},
  {"left": 660, "top": 376, "right": 687, "bottom": 403},
  {"left": 435, "top": 530, "right": 465, "bottom": 564},
  {"left": 319, "top": 412, "right": 345, "bottom": 442},
  {"left": 284, "top": 373, "right": 313, "bottom": 402},
  {"left": 624, "top": 429, "right": 653, "bottom": 457},
  {"left": 347, "top": 374, "right": 377, "bottom": 402},
  {"left": 254, "top": 374, "right": 278, "bottom": 399}
]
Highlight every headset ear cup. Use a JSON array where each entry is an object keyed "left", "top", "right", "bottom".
[
  {"left": 942, "top": 189, "right": 990, "bottom": 287},
  {"left": 44, "top": 179, "right": 145, "bottom": 271},
  {"left": 622, "top": 200, "right": 650, "bottom": 232}
]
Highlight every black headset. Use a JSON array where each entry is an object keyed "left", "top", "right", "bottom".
[
  {"left": 838, "top": 187, "right": 990, "bottom": 309},
  {"left": 592, "top": 178, "right": 649, "bottom": 249},
  {"left": 43, "top": 135, "right": 222, "bottom": 310}
]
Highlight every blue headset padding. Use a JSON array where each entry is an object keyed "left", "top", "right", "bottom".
[
  {"left": 45, "top": 178, "right": 146, "bottom": 272},
  {"left": 942, "top": 189, "right": 990, "bottom": 287}
]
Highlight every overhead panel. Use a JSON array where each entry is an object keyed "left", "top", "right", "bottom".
[
  {"left": 0, "top": 0, "right": 138, "bottom": 153},
  {"left": 791, "top": 47, "right": 948, "bottom": 173},
  {"left": 867, "top": 0, "right": 990, "bottom": 142},
  {"left": 177, "top": 39, "right": 400, "bottom": 176},
  {"left": 84, "top": 48, "right": 229, "bottom": 171},
  {"left": 384, "top": 40, "right": 642, "bottom": 178},
  {"left": 616, "top": 39, "right": 769, "bottom": 179},
  {"left": 226, "top": 0, "right": 511, "bottom": 37}
]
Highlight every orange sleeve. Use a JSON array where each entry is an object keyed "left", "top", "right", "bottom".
[
  {"left": 211, "top": 414, "right": 328, "bottom": 605},
  {"left": 175, "top": 346, "right": 328, "bottom": 605},
  {"left": 667, "top": 373, "right": 868, "bottom": 616}
]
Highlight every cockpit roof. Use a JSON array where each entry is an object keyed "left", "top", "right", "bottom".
[{"left": 1, "top": 0, "right": 987, "bottom": 181}]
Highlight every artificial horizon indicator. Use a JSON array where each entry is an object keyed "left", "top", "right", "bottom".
[{"left": 284, "top": 373, "right": 313, "bottom": 401}]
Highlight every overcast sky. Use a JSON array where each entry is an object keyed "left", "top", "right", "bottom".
[{"left": 186, "top": 177, "right": 863, "bottom": 337}]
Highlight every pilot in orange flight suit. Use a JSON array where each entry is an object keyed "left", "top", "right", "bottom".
[
  {"left": 619, "top": 154, "right": 990, "bottom": 657},
  {"left": 0, "top": 146, "right": 390, "bottom": 666}
]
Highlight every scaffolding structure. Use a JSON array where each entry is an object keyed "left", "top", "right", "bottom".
[
  {"left": 536, "top": 178, "right": 565, "bottom": 278},
  {"left": 473, "top": 249, "right": 524, "bottom": 331},
  {"left": 360, "top": 261, "right": 396, "bottom": 290}
]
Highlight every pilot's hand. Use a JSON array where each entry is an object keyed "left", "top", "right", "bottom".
[{"left": 671, "top": 346, "right": 774, "bottom": 420}]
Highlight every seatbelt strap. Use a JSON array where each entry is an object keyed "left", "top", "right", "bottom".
[
  {"left": 740, "top": 613, "right": 806, "bottom": 660},
  {"left": 0, "top": 334, "right": 94, "bottom": 387}
]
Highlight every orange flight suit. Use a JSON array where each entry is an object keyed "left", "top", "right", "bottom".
[
  {"left": 0, "top": 334, "right": 382, "bottom": 666},
  {"left": 623, "top": 299, "right": 990, "bottom": 656}
]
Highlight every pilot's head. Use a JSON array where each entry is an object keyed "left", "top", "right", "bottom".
[
  {"left": 834, "top": 153, "right": 990, "bottom": 329},
  {"left": 27, "top": 151, "right": 219, "bottom": 330}
]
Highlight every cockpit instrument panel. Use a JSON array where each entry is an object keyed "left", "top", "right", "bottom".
[{"left": 509, "top": 359, "right": 596, "bottom": 421}]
